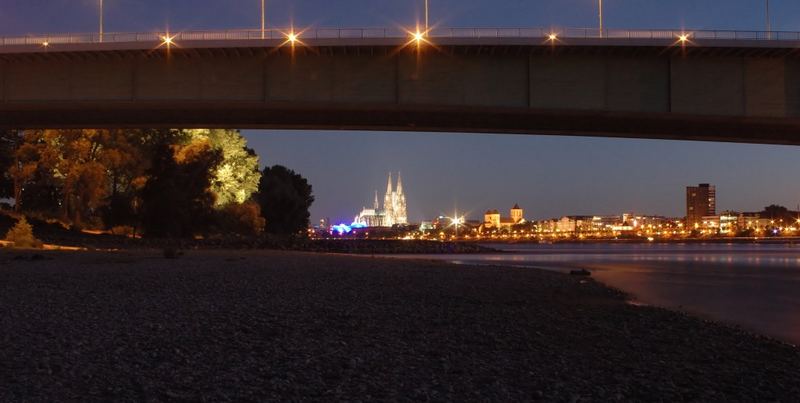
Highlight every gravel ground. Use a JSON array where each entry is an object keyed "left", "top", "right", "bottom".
[{"left": 0, "top": 250, "right": 798, "bottom": 402}]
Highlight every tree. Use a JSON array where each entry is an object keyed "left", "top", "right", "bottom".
[
  {"left": 216, "top": 201, "right": 266, "bottom": 236},
  {"left": 0, "top": 130, "right": 21, "bottom": 200},
  {"left": 255, "top": 165, "right": 314, "bottom": 235},
  {"left": 185, "top": 129, "right": 260, "bottom": 207},
  {"left": 96, "top": 129, "right": 148, "bottom": 231},
  {"left": 4, "top": 217, "right": 42, "bottom": 249},
  {"left": 9, "top": 130, "right": 62, "bottom": 215},
  {"left": 139, "top": 131, "right": 222, "bottom": 238}
]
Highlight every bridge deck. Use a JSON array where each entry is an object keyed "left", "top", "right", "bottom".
[
  {"left": 2, "top": 27, "right": 800, "bottom": 56},
  {"left": 1, "top": 28, "right": 800, "bottom": 144}
]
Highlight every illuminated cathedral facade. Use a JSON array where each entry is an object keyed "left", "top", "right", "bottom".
[{"left": 354, "top": 173, "right": 408, "bottom": 227}]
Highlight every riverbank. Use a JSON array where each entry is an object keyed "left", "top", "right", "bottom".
[
  {"left": 466, "top": 237, "right": 800, "bottom": 245},
  {"left": 0, "top": 213, "right": 498, "bottom": 254},
  {"left": 0, "top": 249, "right": 797, "bottom": 401}
]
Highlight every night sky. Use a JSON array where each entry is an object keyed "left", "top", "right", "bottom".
[{"left": 3, "top": 1, "right": 800, "bottom": 223}]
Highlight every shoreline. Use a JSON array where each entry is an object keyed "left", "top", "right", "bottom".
[
  {"left": 460, "top": 237, "right": 800, "bottom": 245},
  {"left": 1, "top": 249, "right": 798, "bottom": 400}
]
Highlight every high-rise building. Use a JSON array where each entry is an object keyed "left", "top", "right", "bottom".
[{"left": 686, "top": 183, "right": 716, "bottom": 228}]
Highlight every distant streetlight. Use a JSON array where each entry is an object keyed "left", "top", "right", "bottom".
[
  {"left": 99, "top": 0, "right": 104, "bottom": 42},
  {"left": 261, "top": 0, "right": 266, "bottom": 39},
  {"left": 449, "top": 211, "right": 464, "bottom": 238},
  {"left": 598, "top": 0, "right": 603, "bottom": 37}
]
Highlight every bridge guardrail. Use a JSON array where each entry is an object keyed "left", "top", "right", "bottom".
[{"left": 3, "top": 27, "right": 800, "bottom": 47}]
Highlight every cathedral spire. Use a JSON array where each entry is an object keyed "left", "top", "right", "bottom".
[
  {"left": 374, "top": 190, "right": 379, "bottom": 210},
  {"left": 396, "top": 172, "right": 403, "bottom": 194},
  {"left": 386, "top": 172, "right": 393, "bottom": 195}
]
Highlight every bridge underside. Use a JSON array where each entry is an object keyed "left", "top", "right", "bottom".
[
  {"left": 1, "top": 101, "right": 799, "bottom": 145},
  {"left": 1, "top": 38, "right": 800, "bottom": 144}
]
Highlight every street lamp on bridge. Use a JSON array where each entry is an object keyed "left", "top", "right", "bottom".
[
  {"left": 99, "top": 0, "right": 104, "bottom": 42},
  {"left": 261, "top": 0, "right": 266, "bottom": 39},
  {"left": 598, "top": 0, "right": 603, "bottom": 38},
  {"left": 425, "top": 0, "right": 429, "bottom": 32},
  {"left": 766, "top": 0, "right": 771, "bottom": 37}
]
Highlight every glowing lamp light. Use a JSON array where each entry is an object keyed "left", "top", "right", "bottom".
[
  {"left": 332, "top": 223, "right": 352, "bottom": 235},
  {"left": 287, "top": 32, "right": 298, "bottom": 44},
  {"left": 42, "top": 41, "right": 49, "bottom": 47},
  {"left": 548, "top": 33, "right": 558, "bottom": 41},
  {"left": 678, "top": 34, "right": 689, "bottom": 43},
  {"left": 413, "top": 31, "right": 425, "bottom": 43}
]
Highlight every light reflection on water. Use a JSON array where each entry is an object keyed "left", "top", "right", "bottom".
[{"left": 386, "top": 243, "right": 800, "bottom": 345}]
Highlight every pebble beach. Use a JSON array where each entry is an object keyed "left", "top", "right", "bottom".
[{"left": 1, "top": 249, "right": 798, "bottom": 401}]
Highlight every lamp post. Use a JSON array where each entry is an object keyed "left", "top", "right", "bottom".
[
  {"left": 261, "top": 0, "right": 266, "bottom": 39},
  {"left": 424, "top": 0, "right": 429, "bottom": 32},
  {"left": 99, "top": 0, "right": 104, "bottom": 42},
  {"left": 766, "top": 0, "right": 771, "bottom": 37},
  {"left": 598, "top": 0, "right": 603, "bottom": 38}
]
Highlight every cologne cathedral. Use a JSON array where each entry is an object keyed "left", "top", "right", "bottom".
[{"left": 354, "top": 173, "right": 408, "bottom": 227}]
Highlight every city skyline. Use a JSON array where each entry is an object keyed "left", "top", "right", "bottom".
[{"left": 245, "top": 131, "right": 800, "bottom": 223}]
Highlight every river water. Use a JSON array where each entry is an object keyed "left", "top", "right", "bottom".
[{"left": 388, "top": 243, "right": 800, "bottom": 345}]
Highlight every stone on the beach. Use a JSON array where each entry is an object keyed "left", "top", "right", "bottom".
[{"left": 163, "top": 248, "right": 183, "bottom": 259}]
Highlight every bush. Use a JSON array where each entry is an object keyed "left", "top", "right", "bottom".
[
  {"left": 216, "top": 201, "right": 266, "bottom": 236},
  {"left": 4, "top": 217, "right": 43, "bottom": 249},
  {"left": 110, "top": 225, "right": 138, "bottom": 238}
]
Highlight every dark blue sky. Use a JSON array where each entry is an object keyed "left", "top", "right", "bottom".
[{"left": 2, "top": 1, "right": 800, "bottom": 222}]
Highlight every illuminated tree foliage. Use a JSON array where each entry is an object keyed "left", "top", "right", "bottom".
[
  {"left": 185, "top": 129, "right": 261, "bottom": 207},
  {"left": 4, "top": 216, "right": 42, "bottom": 249},
  {"left": 256, "top": 165, "right": 314, "bottom": 235},
  {"left": 1, "top": 128, "right": 273, "bottom": 238}
]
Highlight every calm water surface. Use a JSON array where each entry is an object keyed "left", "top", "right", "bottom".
[{"left": 389, "top": 243, "right": 800, "bottom": 345}]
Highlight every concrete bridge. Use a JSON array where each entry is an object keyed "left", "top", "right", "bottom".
[{"left": 1, "top": 28, "right": 800, "bottom": 145}]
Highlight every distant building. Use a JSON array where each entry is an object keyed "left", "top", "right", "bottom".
[
  {"left": 483, "top": 204, "right": 525, "bottom": 231},
  {"left": 353, "top": 173, "right": 408, "bottom": 227},
  {"left": 318, "top": 217, "right": 331, "bottom": 229},
  {"left": 686, "top": 183, "right": 716, "bottom": 228},
  {"left": 484, "top": 210, "right": 501, "bottom": 228},
  {"left": 556, "top": 216, "right": 594, "bottom": 233}
]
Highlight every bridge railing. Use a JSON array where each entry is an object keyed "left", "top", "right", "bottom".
[{"left": 3, "top": 27, "right": 800, "bottom": 47}]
